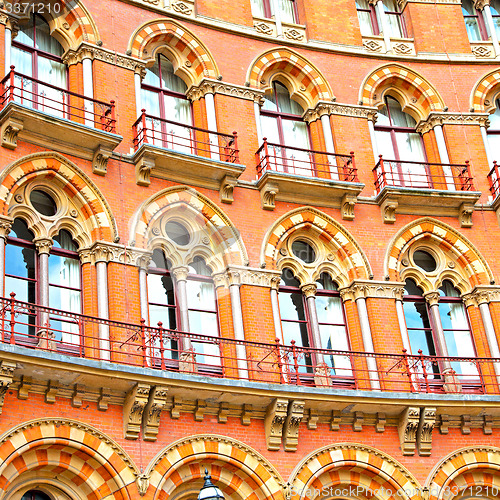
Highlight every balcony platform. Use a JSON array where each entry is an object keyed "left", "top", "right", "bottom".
[
  {"left": 374, "top": 185, "right": 481, "bottom": 225},
  {"left": 256, "top": 169, "right": 364, "bottom": 216},
  {"left": 132, "top": 143, "right": 245, "bottom": 202},
  {"left": 0, "top": 101, "right": 122, "bottom": 175}
]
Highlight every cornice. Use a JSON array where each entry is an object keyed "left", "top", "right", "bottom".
[
  {"left": 339, "top": 280, "right": 405, "bottom": 301},
  {"left": 416, "top": 112, "right": 490, "bottom": 134},
  {"left": 79, "top": 241, "right": 153, "bottom": 266},
  {"left": 303, "top": 101, "right": 378, "bottom": 123},
  {"left": 187, "top": 78, "right": 265, "bottom": 103}
]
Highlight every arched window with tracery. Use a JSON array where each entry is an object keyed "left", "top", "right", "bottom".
[
  {"left": 11, "top": 13, "right": 67, "bottom": 117},
  {"left": 140, "top": 53, "right": 193, "bottom": 153}
]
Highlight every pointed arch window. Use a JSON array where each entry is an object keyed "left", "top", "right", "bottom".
[
  {"left": 11, "top": 13, "right": 67, "bottom": 117},
  {"left": 140, "top": 53, "right": 193, "bottom": 153},
  {"left": 374, "top": 95, "right": 429, "bottom": 188},
  {"left": 260, "top": 81, "right": 312, "bottom": 176}
]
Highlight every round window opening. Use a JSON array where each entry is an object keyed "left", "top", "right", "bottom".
[
  {"left": 30, "top": 190, "right": 57, "bottom": 217},
  {"left": 165, "top": 221, "right": 191, "bottom": 246},
  {"left": 291, "top": 240, "right": 316, "bottom": 264},
  {"left": 413, "top": 250, "right": 437, "bottom": 272}
]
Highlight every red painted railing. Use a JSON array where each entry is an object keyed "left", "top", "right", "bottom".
[
  {"left": 373, "top": 155, "right": 474, "bottom": 192},
  {"left": 0, "top": 66, "right": 116, "bottom": 133},
  {"left": 133, "top": 110, "right": 239, "bottom": 163},
  {"left": 488, "top": 161, "right": 500, "bottom": 199},
  {"left": 256, "top": 138, "right": 358, "bottom": 181},
  {"left": 1, "top": 294, "right": 499, "bottom": 395}
]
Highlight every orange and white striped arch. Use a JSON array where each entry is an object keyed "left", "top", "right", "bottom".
[
  {"left": 384, "top": 217, "right": 493, "bottom": 287},
  {"left": 145, "top": 435, "right": 284, "bottom": 500},
  {"left": 288, "top": 443, "right": 420, "bottom": 500},
  {"left": 129, "top": 186, "right": 248, "bottom": 270},
  {"left": 246, "top": 48, "right": 333, "bottom": 109},
  {"left": 127, "top": 19, "right": 219, "bottom": 85},
  {"left": 360, "top": 64, "right": 445, "bottom": 120},
  {"left": 471, "top": 69, "right": 500, "bottom": 113},
  {"left": 260, "top": 207, "right": 371, "bottom": 283},
  {"left": 0, "top": 418, "right": 138, "bottom": 500},
  {"left": 427, "top": 447, "right": 500, "bottom": 500},
  {"left": 0, "top": 152, "right": 118, "bottom": 246}
]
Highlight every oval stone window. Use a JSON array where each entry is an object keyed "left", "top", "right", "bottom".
[
  {"left": 30, "top": 190, "right": 57, "bottom": 216},
  {"left": 291, "top": 240, "right": 316, "bottom": 264},
  {"left": 413, "top": 250, "right": 437, "bottom": 272},
  {"left": 165, "top": 221, "right": 190, "bottom": 246}
]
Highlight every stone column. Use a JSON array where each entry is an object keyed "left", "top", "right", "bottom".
[
  {"left": 34, "top": 237, "right": 54, "bottom": 349},
  {"left": 0, "top": 217, "right": 13, "bottom": 297},
  {"left": 480, "top": 121, "right": 494, "bottom": 166},
  {"left": 373, "top": 0, "right": 392, "bottom": 52},
  {"left": 4, "top": 25, "right": 11, "bottom": 73},
  {"left": 82, "top": 56, "right": 94, "bottom": 126},
  {"left": 367, "top": 113, "right": 380, "bottom": 162},
  {"left": 137, "top": 253, "right": 152, "bottom": 324},
  {"left": 204, "top": 91, "right": 220, "bottom": 161},
  {"left": 93, "top": 246, "right": 111, "bottom": 361},
  {"left": 135, "top": 71, "right": 143, "bottom": 117},
  {"left": 270, "top": 0, "right": 283, "bottom": 36},
  {"left": 481, "top": 2, "right": 500, "bottom": 56}
]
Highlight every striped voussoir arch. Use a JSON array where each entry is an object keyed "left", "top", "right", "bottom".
[
  {"left": 128, "top": 20, "right": 218, "bottom": 80},
  {"left": 0, "top": 152, "right": 118, "bottom": 242},
  {"left": 261, "top": 207, "right": 371, "bottom": 280},
  {"left": 57, "top": 0, "right": 99, "bottom": 45},
  {"left": 386, "top": 218, "right": 492, "bottom": 286},
  {"left": 360, "top": 64, "right": 444, "bottom": 114},
  {"left": 289, "top": 444, "right": 420, "bottom": 500},
  {"left": 247, "top": 48, "right": 332, "bottom": 103},
  {"left": 145, "top": 435, "right": 284, "bottom": 500},
  {"left": 0, "top": 419, "right": 138, "bottom": 500},
  {"left": 472, "top": 69, "right": 500, "bottom": 111},
  {"left": 427, "top": 447, "right": 500, "bottom": 500},
  {"left": 131, "top": 186, "right": 247, "bottom": 266}
]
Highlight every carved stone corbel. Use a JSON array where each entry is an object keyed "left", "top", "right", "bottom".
[
  {"left": 98, "top": 388, "right": 110, "bottom": 411},
  {"left": 136, "top": 474, "right": 149, "bottom": 497},
  {"left": 17, "top": 375, "right": 31, "bottom": 400},
  {"left": 307, "top": 409, "right": 319, "bottom": 430},
  {"left": 72, "top": 384, "right": 83, "bottom": 408},
  {"left": 142, "top": 385, "right": 168, "bottom": 441},
  {"left": 461, "top": 414, "right": 471, "bottom": 434},
  {"left": 1, "top": 116, "right": 23, "bottom": 150},
  {"left": 417, "top": 407, "right": 436, "bottom": 456},
  {"left": 218, "top": 402, "right": 230, "bottom": 423},
  {"left": 264, "top": 398, "right": 288, "bottom": 450},
  {"left": 484, "top": 415, "right": 493, "bottom": 434},
  {"left": 195, "top": 400, "right": 206, "bottom": 421},
  {"left": 341, "top": 194, "right": 356, "bottom": 221},
  {"left": 459, "top": 202, "right": 474, "bottom": 228},
  {"left": 260, "top": 182, "right": 279, "bottom": 210},
  {"left": 123, "top": 383, "right": 150, "bottom": 440},
  {"left": 381, "top": 198, "right": 398, "bottom": 224},
  {"left": 241, "top": 403, "right": 253, "bottom": 426},
  {"left": 171, "top": 396, "right": 183, "bottom": 419},
  {"left": 330, "top": 410, "right": 341, "bottom": 431},
  {"left": 353, "top": 411, "right": 364, "bottom": 432},
  {"left": 398, "top": 407, "right": 420, "bottom": 456},
  {"left": 283, "top": 400, "right": 305, "bottom": 452},
  {"left": 376, "top": 412, "right": 386, "bottom": 433},
  {"left": 45, "top": 380, "right": 59, "bottom": 404},
  {"left": 220, "top": 175, "right": 237, "bottom": 204},
  {"left": 439, "top": 414, "right": 449, "bottom": 434},
  {"left": 0, "top": 361, "right": 16, "bottom": 414},
  {"left": 93, "top": 146, "right": 113, "bottom": 176},
  {"left": 135, "top": 155, "right": 155, "bottom": 186}
]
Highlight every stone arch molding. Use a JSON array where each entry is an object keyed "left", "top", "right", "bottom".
[
  {"left": 426, "top": 446, "right": 500, "bottom": 500},
  {"left": 260, "top": 207, "right": 372, "bottom": 287},
  {"left": 0, "top": 418, "right": 139, "bottom": 500},
  {"left": 246, "top": 47, "right": 333, "bottom": 110},
  {"left": 13, "top": 0, "right": 99, "bottom": 50},
  {"left": 288, "top": 443, "right": 420, "bottom": 500},
  {"left": 143, "top": 434, "right": 284, "bottom": 500},
  {"left": 0, "top": 152, "right": 118, "bottom": 248},
  {"left": 127, "top": 19, "right": 219, "bottom": 87},
  {"left": 384, "top": 217, "right": 493, "bottom": 293},
  {"left": 129, "top": 185, "right": 248, "bottom": 273},
  {"left": 471, "top": 68, "right": 500, "bottom": 114},
  {"left": 360, "top": 64, "right": 445, "bottom": 121}
]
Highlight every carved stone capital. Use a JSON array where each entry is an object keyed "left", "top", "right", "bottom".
[
  {"left": 264, "top": 398, "right": 288, "bottom": 450},
  {"left": 88, "top": 241, "right": 117, "bottom": 263},
  {"left": 1, "top": 116, "right": 23, "bottom": 150},
  {"left": 187, "top": 78, "right": 265, "bottom": 103},
  {"left": 0, "top": 216, "right": 13, "bottom": 239},
  {"left": 461, "top": 292, "right": 477, "bottom": 308},
  {"left": 475, "top": 0, "right": 490, "bottom": 10},
  {"left": 416, "top": 115, "right": 443, "bottom": 135},
  {"left": 123, "top": 383, "right": 150, "bottom": 440},
  {"left": 417, "top": 112, "right": 490, "bottom": 133},
  {"left": 0, "top": 360, "right": 16, "bottom": 414},
  {"left": 171, "top": 266, "right": 190, "bottom": 282},
  {"left": 212, "top": 273, "right": 229, "bottom": 289},
  {"left": 300, "top": 283, "right": 317, "bottom": 298},
  {"left": 62, "top": 44, "right": 97, "bottom": 66},
  {"left": 142, "top": 385, "right": 168, "bottom": 441},
  {"left": 220, "top": 175, "right": 238, "bottom": 204},
  {"left": 133, "top": 249, "right": 153, "bottom": 270},
  {"left": 424, "top": 291, "right": 440, "bottom": 306},
  {"left": 186, "top": 81, "right": 216, "bottom": 101},
  {"left": 340, "top": 280, "right": 405, "bottom": 300},
  {"left": 303, "top": 101, "right": 378, "bottom": 122},
  {"left": 283, "top": 400, "right": 305, "bottom": 452},
  {"left": 0, "top": 12, "right": 19, "bottom": 32},
  {"left": 398, "top": 406, "right": 420, "bottom": 456},
  {"left": 34, "top": 237, "right": 53, "bottom": 255},
  {"left": 470, "top": 286, "right": 500, "bottom": 303},
  {"left": 418, "top": 407, "right": 436, "bottom": 456}
]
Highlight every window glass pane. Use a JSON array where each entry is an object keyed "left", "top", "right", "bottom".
[
  {"left": 16, "top": 21, "right": 35, "bottom": 47},
  {"left": 376, "top": 105, "right": 391, "bottom": 126},
  {"left": 160, "top": 57, "right": 188, "bottom": 93},
  {"left": 5, "top": 275, "right": 34, "bottom": 302},
  {"left": 12, "top": 46, "right": 32, "bottom": 76},
  {"left": 404, "top": 278, "right": 424, "bottom": 296},
  {"left": 188, "top": 257, "right": 212, "bottom": 276},
  {"left": 163, "top": 94, "right": 191, "bottom": 125},
  {"left": 53, "top": 230, "right": 77, "bottom": 251},
  {"left": 149, "top": 303, "right": 177, "bottom": 330},
  {"left": 49, "top": 284, "right": 80, "bottom": 312},
  {"left": 38, "top": 56, "right": 66, "bottom": 87},
  {"left": 375, "top": 130, "right": 395, "bottom": 157},
  {"left": 275, "top": 82, "right": 303, "bottom": 115},
  {"left": 357, "top": 9, "right": 374, "bottom": 35},
  {"left": 148, "top": 274, "right": 175, "bottom": 306},
  {"left": 151, "top": 249, "right": 169, "bottom": 270},
  {"left": 11, "top": 219, "right": 34, "bottom": 241},
  {"left": 462, "top": 0, "right": 476, "bottom": 15},
  {"left": 317, "top": 273, "right": 338, "bottom": 291},
  {"left": 489, "top": 102, "right": 500, "bottom": 129},
  {"left": 439, "top": 280, "right": 460, "bottom": 297},
  {"left": 35, "top": 15, "right": 63, "bottom": 56},
  {"left": 37, "top": 57, "right": 67, "bottom": 116},
  {"left": 394, "top": 131, "right": 425, "bottom": 161},
  {"left": 278, "top": 291, "right": 306, "bottom": 321},
  {"left": 403, "top": 301, "right": 435, "bottom": 355},
  {"left": 385, "top": 11, "right": 404, "bottom": 37},
  {"left": 6, "top": 245, "right": 35, "bottom": 280},
  {"left": 280, "top": 268, "right": 300, "bottom": 287},
  {"left": 282, "top": 119, "right": 309, "bottom": 148},
  {"left": 262, "top": 93, "right": 278, "bottom": 112},
  {"left": 387, "top": 97, "right": 416, "bottom": 127},
  {"left": 143, "top": 60, "right": 161, "bottom": 88},
  {"left": 260, "top": 115, "right": 280, "bottom": 142},
  {"left": 48, "top": 254, "right": 80, "bottom": 289},
  {"left": 187, "top": 280, "right": 216, "bottom": 311},
  {"left": 277, "top": 0, "right": 296, "bottom": 23},
  {"left": 250, "top": 0, "right": 266, "bottom": 16}
]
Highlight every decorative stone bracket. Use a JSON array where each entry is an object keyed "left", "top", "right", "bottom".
[
  {"left": 341, "top": 194, "right": 357, "bottom": 220},
  {"left": 142, "top": 385, "right": 168, "bottom": 441},
  {"left": 264, "top": 398, "right": 289, "bottom": 450},
  {"left": 417, "top": 407, "right": 436, "bottom": 456},
  {"left": 260, "top": 181, "right": 279, "bottom": 210},
  {"left": 123, "top": 383, "right": 151, "bottom": 440},
  {"left": 283, "top": 400, "right": 305, "bottom": 452},
  {"left": 220, "top": 175, "right": 238, "bottom": 204},
  {"left": 460, "top": 202, "right": 474, "bottom": 228},
  {"left": 93, "top": 146, "right": 113, "bottom": 176},
  {"left": 381, "top": 197, "right": 398, "bottom": 224},
  {"left": 0, "top": 360, "right": 16, "bottom": 414},
  {"left": 399, "top": 406, "right": 437, "bottom": 456},
  {"left": 135, "top": 154, "right": 155, "bottom": 187},
  {"left": 0, "top": 116, "right": 23, "bottom": 150}
]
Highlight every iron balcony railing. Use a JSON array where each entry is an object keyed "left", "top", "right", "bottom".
[
  {"left": 1, "top": 293, "right": 499, "bottom": 395},
  {"left": 373, "top": 155, "right": 474, "bottom": 192},
  {"left": 0, "top": 66, "right": 116, "bottom": 133},
  {"left": 256, "top": 138, "right": 358, "bottom": 182},
  {"left": 132, "top": 110, "right": 239, "bottom": 163},
  {"left": 488, "top": 161, "right": 500, "bottom": 199}
]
